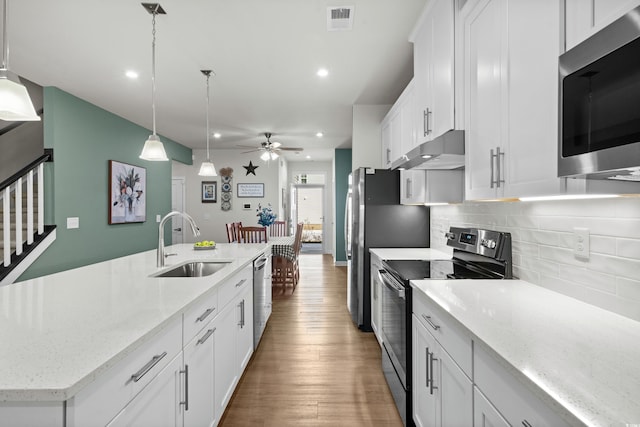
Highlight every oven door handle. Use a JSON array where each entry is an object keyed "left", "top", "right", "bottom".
[{"left": 378, "top": 269, "right": 405, "bottom": 300}]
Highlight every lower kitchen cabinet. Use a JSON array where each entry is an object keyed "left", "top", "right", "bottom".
[
  {"left": 107, "top": 353, "right": 183, "bottom": 427},
  {"left": 474, "top": 387, "right": 509, "bottom": 427},
  {"left": 183, "top": 321, "right": 217, "bottom": 427},
  {"left": 215, "top": 282, "right": 254, "bottom": 418},
  {"left": 412, "top": 314, "right": 473, "bottom": 427},
  {"left": 370, "top": 253, "right": 383, "bottom": 345}
]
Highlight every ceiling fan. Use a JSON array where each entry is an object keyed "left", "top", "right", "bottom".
[{"left": 239, "top": 133, "right": 303, "bottom": 160}]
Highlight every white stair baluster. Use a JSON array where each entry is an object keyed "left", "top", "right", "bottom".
[
  {"left": 37, "top": 163, "right": 44, "bottom": 235},
  {"left": 15, "top": 178, "right": 22, "bottom": 256},
  {"left": 3, "top": 186, "right": 10, "bottom": 267},
  {"left": 27, "top": 171, "right": 34, "bottom": 245}
]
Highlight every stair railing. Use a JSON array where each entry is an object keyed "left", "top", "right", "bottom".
[{"left": 1, "top": 153, "right": 49, "bottom": 268}]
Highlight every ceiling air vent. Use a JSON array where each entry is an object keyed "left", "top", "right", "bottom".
[{"left": 327, "top": 6, "right": 354, "bottom": 31}]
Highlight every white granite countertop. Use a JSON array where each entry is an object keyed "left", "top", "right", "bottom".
[
  {"left": 411, "top": 278, "right": 640, "bottom": 427},
  {"left": 0, "top": 243, "right": 267, "bottom": 402},
  {"left": 369, "top": 247, "right": 452, "bottom": 260}
]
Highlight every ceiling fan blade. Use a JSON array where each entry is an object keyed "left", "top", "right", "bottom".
[
  {"left": 237, "top": 144, "right": 261, "bottom": 149},
  {"left": 241, "top": 149, "right": 262, "bottom": 153},
  {"left": 279, "top": 147, "right": 304, "bottom": 151},
  {"left": 270, "top": 142, "right": 282, "bottom": 148}
]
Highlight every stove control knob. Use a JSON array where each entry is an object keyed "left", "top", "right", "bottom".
[{"left": 482, "top": 239, "right": 496, "bottom": 249}]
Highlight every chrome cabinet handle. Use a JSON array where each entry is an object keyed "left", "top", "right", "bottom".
[
  {"left": 496, "top": 146, "right": 505, "bottom": 188},
  {"left": 238, "top": 299, "right": 245, "bottom": 328},
  {"left": 235, "top": 278, "right": 247, "bottom": 288},
  {"left": 522, "top": 421, "right": 533, "bottom": 427},
  {"left": 386, "top": 148, "right": 391, "bottom": 164},
  {"left": 426, "top": 108, "right": 432, "bottom": 135},
  {"left": 196, "top": 327, "right": 216, "bottom": 345},
  {"left": 425, "top": 347, "right": 430, "bottom": 388},
  {"left": 196, "top": 307, "right": 215, "bottom": 323},
  {"left": 490, "top": 148, "right": 496, "bottom": 188},
  {"left": 173, "top": 227, "right": 182, "bottom": 232},
  {"left": 429, "top": 350, "right": 438, "bottom": 395},
  {"left": 407, "top": 178, "right": 413, "bottom": 198},
  {"left": 130, "top": 351, "right": 167, "bottom": 383},
  {"left": 423, "top": 109, "right": 432, "bottom": 136},
  {"left": 421, "top": 314, "right": 440, "bottom": 331},
  {"left": 180, "top": 364, "right": 189, "bottom": 411}
]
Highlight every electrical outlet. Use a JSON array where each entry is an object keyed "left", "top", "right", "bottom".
[
  {"left": 156, "top": 214, "right": 161, "bottom": 223},
  {"left": 573, "top": 227, "right": 590, "bottom": 260}
]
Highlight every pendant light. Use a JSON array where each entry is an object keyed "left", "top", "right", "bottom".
[
  {"left": 139, "top": 3, "right": 168, "bottom": 161},
  {"left": 0, "top": 0, "right": 40, "bottom": 121},
  {"left": 198, "top": 70, "right": 217, "bottom": 176}
]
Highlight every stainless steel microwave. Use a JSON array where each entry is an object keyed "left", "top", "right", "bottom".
[{"left": 558, "top": 6, "right": 640, "bottom": 181}]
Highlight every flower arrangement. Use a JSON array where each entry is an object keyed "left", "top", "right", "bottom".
[
  {"left": 116, "top": 167, "right": 143, "bottom": 212},
  {"left": 256, "top": 203, "right": 277, "bottom": 227}
]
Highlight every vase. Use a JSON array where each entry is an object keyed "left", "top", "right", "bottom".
[{"left": 125, "top": 205, "right": 136, "bottom": 222}]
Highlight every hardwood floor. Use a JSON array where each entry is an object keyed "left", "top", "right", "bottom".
[{"left": 219, "top": 254, "right": 403, "bottom": 426}]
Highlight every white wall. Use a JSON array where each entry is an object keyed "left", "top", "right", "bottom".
[
  {"left": 172, "top": 149, "right": 281, "bottom": 244},
  {"left": 288, "top": 161, "right": 334, "bottom": 254},
  {"left": 352, "top": 104, "right": 390, "bottom": 171},
  {"left": 430, "top": 197, "right": 640, "bottom": 321}
]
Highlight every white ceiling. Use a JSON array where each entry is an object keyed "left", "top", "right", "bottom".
[{"left": 9, "top": 0, "right": 427, "bottom": 161}]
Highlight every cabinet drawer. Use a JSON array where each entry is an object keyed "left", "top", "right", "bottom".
[
  {"left": 67, "top": 318, "right": 182, "bottom": 427},
  {"left": 183, "top": 288, "right": 218, "bottom": 345},
  {"left": 413, "top": 290, "right": 472, "bottom": 378},
  {"left": 218, "top": 264, "right": 252, "bottom": 310},
  {"left": 474, "top": 345, "right": 571, "bottom": 427}
]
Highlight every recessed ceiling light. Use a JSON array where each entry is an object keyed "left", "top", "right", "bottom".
[
  {"left": 213, "top": 132, "right": 221, "bottom": 138},
  {"left": 306, "top": 155, "right": 311, "bottom": 159},
  {"left": 316, "top": 132, "right": 323, "bottom": 137},
  {"left": 317, "top": 68, "right": 329, "bottom": 77},
  {"left": 125, "top": 70, "right": 139, "bottom": 79}
]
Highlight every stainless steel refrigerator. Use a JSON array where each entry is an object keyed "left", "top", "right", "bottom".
[{"left": 346, "top": 168, "right": 430, "bottom": 331}]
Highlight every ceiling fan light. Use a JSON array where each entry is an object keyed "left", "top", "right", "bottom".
[
  {"left": 198, "top": 160, "right": 217, "bottom": 176},
  {"left": 270, "top": 151, "right": 279, "bottom": 160},
  {"left": 260, "top": 151, "right": 271, "bottom": 161},
  {"left": 0, "top": 70, "right": 40, "bottom": 121},
  {"left": 140, "top": 134, "right": 169, "bottom": 161}
]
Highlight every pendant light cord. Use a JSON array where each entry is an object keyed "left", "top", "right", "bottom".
[
  {"left": 2, "top": 0, "right": 8, "bottom": 69},
  {"left": 206, "top": 72, "right": 211, "bottom": 161},
  {"left": 151, "top": 10, "right": 157, "bottom": 136}
]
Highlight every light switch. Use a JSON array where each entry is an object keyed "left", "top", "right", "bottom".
[
  {"left": 67, "top": 217, "right": 79, "bottom": 229},
  {"left": 156, "top": 214, "right": 161, "bottom": 223}
]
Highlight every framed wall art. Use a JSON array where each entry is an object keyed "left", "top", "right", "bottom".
[
  {"left": 202, "top": 181, "right": 217, "bottom": 203},
  {"left": 109, "top": 160, "right": 146, "bottom": 224},
  {"left": 237, "top": 183, "right": 264, "bottom": 198}
]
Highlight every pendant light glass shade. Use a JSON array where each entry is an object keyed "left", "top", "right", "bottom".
[
  {"left": 0, "top": 0, "right": 40, "bottom": 122},
  {"left": 197, "top": 69, "right": 217, "bottom": 176},
  {"left": 140, "top": 134, "right": 169, "bottom": 161},
  {"left": 139, "top": 3, "right": 169, "bottom": 161}
]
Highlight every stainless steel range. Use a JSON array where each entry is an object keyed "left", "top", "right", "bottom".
[{"left": 378, "top": 227, "right": 512, "bottom": 426}]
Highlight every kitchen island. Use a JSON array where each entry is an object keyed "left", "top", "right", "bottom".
[{"left": 0, "top": 242, "right": 268, "bottom": 426}]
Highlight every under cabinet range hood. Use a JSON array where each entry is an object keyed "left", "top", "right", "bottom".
[{"left": 391, "top": 130, "right": 465, "bottom": 170}]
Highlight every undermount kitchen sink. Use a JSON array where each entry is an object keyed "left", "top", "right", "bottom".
[{"left": 153, "top": 261, "right": 232, "bottom": 278}]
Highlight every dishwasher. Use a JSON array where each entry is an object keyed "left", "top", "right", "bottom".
[{"left": 253, "top": 253, "right": 272, "bottom": 348}]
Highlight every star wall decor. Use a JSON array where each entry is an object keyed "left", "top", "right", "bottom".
[{"left": 243, "top": 161, "right": 259, "bottom": 176}]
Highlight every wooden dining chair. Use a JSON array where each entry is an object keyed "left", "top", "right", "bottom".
[
  {"left": 225, "top": 223, "right": 237, "bottom": 243},
  {"left": 292, "top": 222, "right": 304, "bottom": 284},
  {"left": 233, "top": 222, "right": 243, "bottom": 242},
  {"left": 239, "top": 226, "right": 268, "bottom": 243},
  {"left": 270, "top": 220, "right": 287, "bottom": 237},
  {"left": 272, "top": 222, "right": 304, "bottom": 288}
]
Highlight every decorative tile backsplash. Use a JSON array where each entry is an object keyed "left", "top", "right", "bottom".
[{"left": 430, "top": 197, "right": 640, "bottom": 322}]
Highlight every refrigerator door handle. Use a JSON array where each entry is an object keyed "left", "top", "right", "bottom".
[{"left": 344, "top": 192, "right": 351, "bottom": 258}]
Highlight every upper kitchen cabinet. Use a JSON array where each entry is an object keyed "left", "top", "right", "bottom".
[
  {"left": 565, "top": 0, "right": 640, "bottom": 51},
  {"left": 462, "top": 0, "right": 564, "bottom": 200},
  {"left": 381, "top": 79, "right": 416, "bottom": 169},
  {"left": 410, "top": 0, "right": 457, "bottom": 147}
]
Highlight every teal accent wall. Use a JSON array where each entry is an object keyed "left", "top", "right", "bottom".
[
  {"left": 19, "top": 87, "right": 192, "bottom": 280},
  {"left": 334, "top": 148, "right": 352, "bottom": 262}
]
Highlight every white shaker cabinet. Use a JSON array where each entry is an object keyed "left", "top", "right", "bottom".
[
  {"left": 107, "top": 353, "right": 183, "bottom": 427},
  {"left": 474, "top": 387, "right": 510, "bottom": 427},
  {"left": 462, "top": 0, "right": 563, "bottom": 200},
  {"left": 411, "top": 0, "right": 456, "bottom": 146},
  {"left": 380, "top": 80, "right": 415, "bottom": 169},
  {"left": 412, "top": 314, "right": 473, "bottom": 427},
  {"left": 400, "top": 170, "right": 463, "bottom": 205},
  {"left": 412, "top": 291, "right": 473, "bottom": 427},
  {"left": 183, "top": 322, "right": 217, "bottom": 427},
  {"left": 565, "top": 0, "right": 640, "bottom": 51},
  {"left": 370, "top": 252, "right": 383, "bottom": 345}
]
